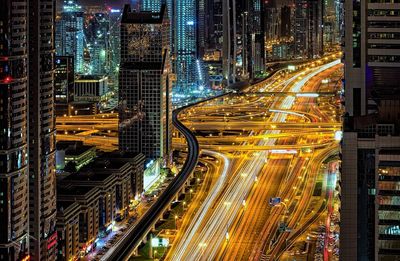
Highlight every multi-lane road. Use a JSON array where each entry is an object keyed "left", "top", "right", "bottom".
[
  {"left": 55, "top": 55, "right": 343, "bottom": 261},
  {"left": 166, "top": 56, "right": 343, "bottom": 261}
]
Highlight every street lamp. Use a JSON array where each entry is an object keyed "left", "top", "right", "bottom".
[{"left": 174, "top": 215, "right": 178, "bottom": 230}]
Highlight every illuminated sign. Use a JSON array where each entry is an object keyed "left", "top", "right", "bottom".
[
  {"left": 47, "top": 232, "right": 57, "bottom": 250},
  {"left": 151, "top": 237, "right": 169, "bottom": 247}
]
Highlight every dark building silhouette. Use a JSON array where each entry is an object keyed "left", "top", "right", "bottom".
[
  {"left": 342, "top": 0, "right": 400, "bottom": 260},
  {"left": 0, "top": 0, "right": 58, "bottom": 260},
  {"left": 118, "top": 4, "right": 173, "bottom": 162}
]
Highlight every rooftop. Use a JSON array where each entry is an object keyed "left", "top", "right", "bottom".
[
  {"left": 57, "top": 141, "right": 95, "bottom": 156},
  {"left": 62, "top": 170, "right": 112, "bottom": 182},
  {"left": 56, "top": 200, "right": 75, "bottom": 211},
  {"left": 121, "top": 4, "right": 166, "bottom": 24},
  {"left": 57, "top": 185, "right": 97, "bottom": 196}
]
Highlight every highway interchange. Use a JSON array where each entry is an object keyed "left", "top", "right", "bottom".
[
  {"left": 55, "top": 55, "right": 343, "bottom": 261},
  {"left": 167, "top": 56, "right": 342, "bottom": 261}
]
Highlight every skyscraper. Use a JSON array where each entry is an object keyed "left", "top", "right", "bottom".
[
  {"left": 342, "top": 0, "right": 400, "bottom": 260},
  {"left": 247, "top": 0, "right": 265, "bottom": 78},
  {"left": 1, "top": 0, "right": 57, "bottom": 259},
  {"left": 222, "top": 0, "right": 266, "bottom": 83},
  {"left": 280, "top": 5, "right": 292, "bottom": 39},
  {"left": 109, "top": 8, "right": 122, "bottom": 87},
  {"left": 294, "top": 0, "right": 324, "bottom": 59},
  {"left": 141, "top": 0, "right": 161, "bottom": 12},
  {"left": 222, "top": 0, "right": 237, "bottom": 85},
  {"left": 55, "top": 0, "right": 85, "bottom": 73},
  {"left": 173, "top": 0, "right": 198, "bottom": 95},
  {"left": 119, "top": 4, "right": 172, "bottom": 162},
  {"left": 29, "top": 0, "right": 58, "bottom": 259},
  {"left": 197, "top": 0, "right": 209, "bottom": 58},
  {"left": 0, "top": 0, "right": 29, "bottom": 260},
  {"left": 55, "top": 56, "right": 75, "bottom": 106},
  {"left": 86, "top": 12, "right": 110, "bottom": 75}
]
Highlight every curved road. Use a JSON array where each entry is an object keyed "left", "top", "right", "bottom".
[{"left": 102, "top": 106, "right": 200, "bottom": 261}]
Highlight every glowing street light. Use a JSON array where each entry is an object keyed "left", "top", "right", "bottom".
[{"left": 174, "top": 215, "right": 178, "bottom": 230}]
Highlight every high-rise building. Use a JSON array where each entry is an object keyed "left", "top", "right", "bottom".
[
  {"left": 222, "top": 0, "right": 237, "bottom": 85},
  {"left": 209, "top": 0, "right": 223, "bottom": 51},
  {"left": 56, "top": 0, "right": 85, "bottom": 73},
  {"left": 173, "top": 0, "right": 198, "bottom": 95},
  {"left": 119, "top": 4, "right": 173, "bottom": 162},
  {"left": 55, "top": 56, "right": 75, "bottom": 105},
  {"left": 280, "top": 5, "right": 292, "bottom": 39},
  {"left": 141, "top": 0, "right": 161, "bottom": 12},
  {"left": 342, "top": 1, "right": 400, "bottom": 260},
  {"left": 28, "top": 0, "right": 58, "bottom": 259},
  {"left": 1, "top": 0, "right": 57, "bottom": 259},
  {"left": 264, "top": 0, "right": 280, "bottom": 41},
  {"left": 86, "top": 12, "right": 110, "bottom": 75},
  {"left": 222, "top": 0, "right": 266, "bottom": 83},
  {"left": 294, "top": 0, "right": 324, "bottom": 59},
  {"left": 323, "top": 0, "right": 340, "bottom": 50},
  {"left": 247, "top": 0, "right": 265, "bottom": 78},
  {"left": 197, "top": 0, "right": 210, "bottom": 58},
  {"left": 0, "top": 1, "right": 30, "bottom": 260},
  {"left": 109, "top": 8, "right": 123, "bottom": 87}
]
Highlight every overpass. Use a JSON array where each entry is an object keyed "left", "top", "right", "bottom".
[
  {"left": 243, "top": 91, "right": 337, "bottom": 97},
  {"left": 101, "top": 103, "right": 201, "bottom": 261}
]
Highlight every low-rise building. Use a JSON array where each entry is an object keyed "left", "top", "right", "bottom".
[
  {"left": 101, "top": 152, "right": 146, "bottom": 198},
  {"left": 57, "top": 185, "right": 101, "bottom": 252},
  {"left": 56, "top": 141, "right": 97, "bottom": 171},
  {"left": 61, "top": 170, "right": 117, "bottom": 229},
  {"left": 56, "top": 201, "right": 80, "bottom": 261},
  {"left": 55, "top": 152, "right": 145, "bottom": 256},
  {"left": 74, "top": 75, "right": 108, "bottom": 102},
  {"left": 90, "top": 158, "right": 133, "bottom": 215}
]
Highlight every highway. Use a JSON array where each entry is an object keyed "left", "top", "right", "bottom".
[
  {"left": 166, "top": 55, "right": 343, "bottom": 261},
  {"left": 55, "top": 54, "right": 343, "bottom": 261},
  {"left": 100, "top": 105, "right": 200, "bottom": 261}
]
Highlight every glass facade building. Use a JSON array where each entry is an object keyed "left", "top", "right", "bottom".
[
  {"left": 294, "top": 0, "right": 324, "bottom": 59},
  {"left": 119, "top": 4, "right": 172, "bottom": 161},
  {"left": 55, "top": 0, "right": 85, "bottom": 73},
  {"left": 109, "top": 9, "right": 122, "bottom": 87},
  {"left": 174, "top": 0, "right": 198, "bottom": 95},
  {"left": 141, "top": 0, "right": 161, "bottom": 12},
  {"left": 86, "top": 12, "right": 110, "bottom": 75}
]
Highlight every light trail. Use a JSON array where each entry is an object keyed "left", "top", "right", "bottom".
[{"left": 169, "top": 60, "right": 341, "bottom": 261}]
